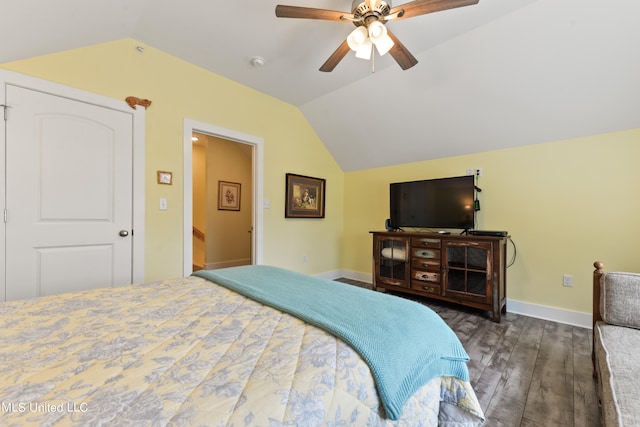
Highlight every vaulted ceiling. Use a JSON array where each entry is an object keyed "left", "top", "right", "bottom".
[{"left": 2, "top": 0, "right": 639, "bottom": 171}]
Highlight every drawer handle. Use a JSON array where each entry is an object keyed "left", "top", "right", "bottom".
[
  {"left": 422, "top": 286, "right": 432, "bottom": 292},
  {"left": 420, "top": 274, "right": 430, "bottom": 280},
  {"left": 417, "top": 250, "right": 434, "bottom": 257}
]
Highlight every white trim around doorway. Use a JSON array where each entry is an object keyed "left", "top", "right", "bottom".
[{"left": 183, "top": 119, "right": 264, "bottom": 277}]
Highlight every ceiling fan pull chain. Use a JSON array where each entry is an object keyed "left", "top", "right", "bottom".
[{"left": 371, "top": 45, "right": 376, "bottom": 73}]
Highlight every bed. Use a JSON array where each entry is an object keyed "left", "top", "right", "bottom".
[{"left": 0, "top": 265, "right": 485, "bottom": 426}]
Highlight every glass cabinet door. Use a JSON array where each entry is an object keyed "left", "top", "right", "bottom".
[
  {"left": 443, "top": 241, "right": 491, "bottom": 301},
  {"left": 375, "top": 236, "right": 410, "bottom": 288}
]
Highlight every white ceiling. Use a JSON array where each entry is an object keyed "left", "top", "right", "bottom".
[{"left": 2, "top": 0, "right": 639, "bottom": 171}]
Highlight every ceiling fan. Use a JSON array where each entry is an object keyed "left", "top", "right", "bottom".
[{"left": 275, "top": 0, "right": 479, "bottom": 72}]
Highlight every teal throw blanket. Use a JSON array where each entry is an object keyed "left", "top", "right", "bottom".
[{"left": 193, "top": 265, "right": 469, "bottom": 420}]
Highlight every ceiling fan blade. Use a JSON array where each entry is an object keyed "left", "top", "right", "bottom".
[
  {"left": 275, "top": 5, "right": 354, "bottom": 21},
  {"left": 386, "top": 29, "right": 418, "bottom": 70},
  {"left": 319, "top": 40, "right": 351, "bottom": 72},
  {"left": 389, "top": 0, "right": 479, "bottom": 21}
]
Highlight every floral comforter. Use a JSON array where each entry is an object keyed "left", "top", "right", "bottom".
[{"left": 0, "top": 276, "right": 484, "bottom": 426}]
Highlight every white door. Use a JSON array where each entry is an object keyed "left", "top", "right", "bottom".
[{"left": 4, "top": 85, "right": 134, "bottom": 301}]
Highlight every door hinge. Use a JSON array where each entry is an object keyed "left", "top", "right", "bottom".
[
  {"left": 3, "top": 209, "right": 7, "bottom": 223},
  {"left": 0, "top": 104, "right": 9, "bottom": 121}
]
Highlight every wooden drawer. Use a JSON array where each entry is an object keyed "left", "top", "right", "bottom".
[
  {"left": 412, "top": 237, "right": 441, "bottom": 249},
  {"left": 410, "top": 280, "right": 441, "bottom": 295},
  {"left": 412, "top": 258, "right": 440, "bottom": 270},
  {"left": 377, "top": 276, "right": 408, "bottom": 288},
  {"left": 412, "top": 269, "right": 439, "bottom": 283},
  {"left": 412, "top": 248, "right": 440, "bottom": 260}
]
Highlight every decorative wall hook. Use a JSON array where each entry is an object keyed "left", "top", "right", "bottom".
[{"left": 125, "top": 96, "right": 152, "bottom": 110}]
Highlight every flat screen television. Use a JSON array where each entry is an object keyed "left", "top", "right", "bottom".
[{"left": 389, "top": 175, "right": 475, "bottom": 230}]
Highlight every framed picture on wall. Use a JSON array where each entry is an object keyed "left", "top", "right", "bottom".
[
  {"left": 285, "top": 173, "right": 325, "bottom": 218},
  {"left": 218, "top": 181, "right": 241, "bottom": 211},
  {"left": 157, "top": 171, "right": 172, "bottom": 185}
]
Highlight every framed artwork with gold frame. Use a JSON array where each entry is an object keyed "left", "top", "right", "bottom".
[
  {"left": 285, "top": 173, "right": 325, "bottom": 218},
  {"left": 218, "top": 181, "right": 241, "bottom": 211}
]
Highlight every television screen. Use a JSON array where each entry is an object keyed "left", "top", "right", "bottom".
[{"left": 389, "top": 175, "right": 475, "bottom": 230}]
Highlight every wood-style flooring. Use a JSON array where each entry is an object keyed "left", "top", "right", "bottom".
[{"left": 336, "top": 278, "right": 601, "bottom": 426}]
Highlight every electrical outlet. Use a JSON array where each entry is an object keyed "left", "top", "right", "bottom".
[
  {"left": 563, "top": 274, "right": 573, "bottom": 287},
  {"left": 475, "top": 168, "right": 483, "bottom": 177},
  {"left": 302, "top": 254, "right": 307, "bottom": 263}
]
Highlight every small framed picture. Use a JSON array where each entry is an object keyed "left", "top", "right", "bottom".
[
  {"left": 218, "top": 181, "right": 241, "bottom": 211},
  {"left": 285, "top": 173, "right": 325, "bottom": 218},
  {"left": 157, "top": 171, "right": 172, "bottom": 185}
]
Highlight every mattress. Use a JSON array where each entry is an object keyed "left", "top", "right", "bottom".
[{"left": 0, "top": 273, "right": 485, "bottom": 426}]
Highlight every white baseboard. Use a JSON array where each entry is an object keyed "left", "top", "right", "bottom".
[
  {"left": 316, "top": 269, "right": 371, "bottom": 282},
  {"left": 506, "top": 299, "right": 591, "bottom": 329},
  {"left": 315, "top": 270, "right": 345, "bottom": 280},
  {"left": 205, "top": 259, "right": 251, "bottom": 270},
  {"left": 328, "top": 269, "right": 592, "bottom": 329}
]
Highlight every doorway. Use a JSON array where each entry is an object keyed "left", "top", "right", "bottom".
[
  {"left": 192, "top": 133, "right": 253, "bottom": 271},
  {"left": 183, "top": 120, "right": 264, "bottom": 277}
]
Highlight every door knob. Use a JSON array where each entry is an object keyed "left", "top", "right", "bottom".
[{"left": 119, "top": 230, "right": 130, "bottom": 237}]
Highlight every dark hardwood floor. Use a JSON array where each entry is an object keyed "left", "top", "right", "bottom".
[{"left": 336, "top": 278, "right": 601, "bottom": 426}]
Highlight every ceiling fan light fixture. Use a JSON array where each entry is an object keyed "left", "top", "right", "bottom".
[
  {"left": 374, "top": 35, "right": 394, "bottom": 55},
  {"left": 347, "top": 26, "right": 368, "bottom": 51},
  {"left": 355, "top": 39, "right": 373, "bottom": 59},
  {"left": 368, "top": 20, "right": 385, "bottom": 39},
  {"left": 347, "top": 26, "right": 373, "bottom": 59},
  {"left": 368, "top": 21, "right": 394, "bottom": 55}
]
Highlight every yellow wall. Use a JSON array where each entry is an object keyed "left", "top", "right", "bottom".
[
  {"left": 343, "top": 129, "right": 640, "bottom": 313},
  {"left": 4, "top": 38, "right": 638, "bottom": 316},
  {"left": 1, "top": 39, "right": 344, "bottom": 280}
]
